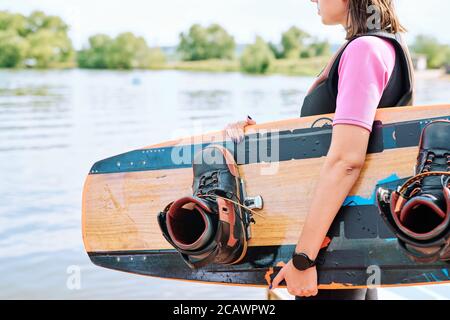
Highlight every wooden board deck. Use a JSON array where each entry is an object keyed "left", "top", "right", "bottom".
[{"left": 82, "top": 104, "right": 450, "bottom": 288}]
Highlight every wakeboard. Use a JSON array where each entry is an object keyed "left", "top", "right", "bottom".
[{"left": 82, "top": 104, "right": 450, "bottom": 289}]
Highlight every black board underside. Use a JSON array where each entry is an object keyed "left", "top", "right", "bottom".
[{"left": 89, "top": 202, "right": 450, "bottom": 287}]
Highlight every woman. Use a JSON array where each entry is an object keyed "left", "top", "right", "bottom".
[{"left": 225, "top": 0, "right": 414, "bottom": 300}]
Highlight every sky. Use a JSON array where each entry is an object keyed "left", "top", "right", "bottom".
[{"left": 2, "top": 0, "right": 450, "bottom": 49}]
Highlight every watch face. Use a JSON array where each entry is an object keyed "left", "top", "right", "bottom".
[{"left": 293, "top": 253, "right": 311, "bottom": 270}]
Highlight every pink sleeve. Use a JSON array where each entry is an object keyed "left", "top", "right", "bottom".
[{"left": 332, "top": 36, "right": 396, "bottom": 132}]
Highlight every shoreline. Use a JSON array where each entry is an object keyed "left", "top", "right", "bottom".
[
  {"left": 415, "top": 69, "right": 449, "bottom": 80},
  {"left": 0, "top": 57, "right": 330, "bottom": 77},
  {"left": 1, "top": 65, "right": 448, "bottom": 80}
]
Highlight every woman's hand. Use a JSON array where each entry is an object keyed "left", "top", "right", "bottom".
[
  {"left": 270, "top": 260, "right": 318, "bottom": 297},
  {"left": 224, "top": 116, "right": 256, "bottom": 143}
]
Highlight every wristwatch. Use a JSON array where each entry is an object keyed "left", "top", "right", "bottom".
[{"left": 292, "top": 252, "right": 316, "bottom": 271}]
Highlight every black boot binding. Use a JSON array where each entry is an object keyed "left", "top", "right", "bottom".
[
  {"left": 376, "top": 120, "right": 450, "bottom": 263},
  {"left": 157, "top": 144, "right": 262, "bottom": 269}
]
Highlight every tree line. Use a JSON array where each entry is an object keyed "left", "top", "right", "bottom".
[
  {"left": 0, "top": 10, "right": 448, "bottom": 73},
  {"left": 0, "top": 11, "right": 73, "bottom": 68}
]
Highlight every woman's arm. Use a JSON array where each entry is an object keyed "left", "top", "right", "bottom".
[
  {"left": 271, "top": 124, "right": 371, "bottom": 297},
  {"left": 296, "top": 36, "right": 395, "bottom": 257},
  {"left": 295, "top": 124, "right": 371, "bottom": 259},
  {"left": 271, "top": 37, "right": 394, "bottom": 296}
]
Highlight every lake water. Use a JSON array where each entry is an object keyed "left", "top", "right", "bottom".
[{"left": 0, "top": 69, "right": 449, "bottom": 299}]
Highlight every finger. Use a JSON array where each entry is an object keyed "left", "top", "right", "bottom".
[
  {"left": 305, "top": 287, "right": 318, "bottom": 297},
  {"left": 228, "top": 127, "right": 241, "bottom": 142},
  {"left": 298, "top": 290, "right": 310, "bottom": 297},
  {"left": 237, "top": 128, "right": 245, "bottom": 143},
  {"left": 303, "top": 292, "right": 312, "bottom": 298},
  {"left": 230, "top": 127, "right": 241, "bottom": 142},
  {"left": 305, "top": 289, "right": 316, "bottom": 297},
  {"left": 246, "top": 117, "right": 256, "bottom": 125},
  {"left": 246, "top": 115, "right": 256, "bottom": 123},
  {"left": 225, "top": 128, "right": 237, "bottom": 142},
  {"left": 287, "top": 288, "right": 296, "bottom": 296},
  {"left": 270, "top": 268, "right": 285, "bottom": 290},
  {"left": 224, "top": 122, "right": 241, "bottom": 132},
  {"left": 290, "top": 289, "right": 307, "bottom": 297}
]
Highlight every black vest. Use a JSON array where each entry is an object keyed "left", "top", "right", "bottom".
[{"left": 300, "top": 31, "right": 414, "bottom": 117}]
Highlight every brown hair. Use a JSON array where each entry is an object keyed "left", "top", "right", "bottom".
[{"left": 346, "top": 0, "right": 406, "bottom": 39}]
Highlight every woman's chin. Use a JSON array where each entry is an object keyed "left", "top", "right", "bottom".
[
  {"left": 321, "top": 17, "right": 340, "bottom": 26},
  {"left": 321, "top": 17, "right": 331, "bottom": 25}
]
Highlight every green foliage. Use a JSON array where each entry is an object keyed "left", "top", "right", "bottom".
[
  {"left": 0, "top": 30, "right": 29, "bottom": 67},
  {"left": 412, "top": 35, "right": 449, "bottom": 69},
  {"left": 177, "top": 24, "right": 235, "bottom": 61},
  {"left": 146, "top": 48, "right": 167, "bottom": 67},
  {"left": 268, "top": 42, "right": 284, "bottom": 59},
  {"left": 0, "top": 10, "right": 74, "bottom": 68},
  {"left": 78, "top": 32, "right": 166, "bottom": 69},
  {"left": 0, "top": 11, "right": 27, "bottom": 36},
  {"left": 309, "top": 40, "right": 331, "bottom": 57},
  {"left": 164, "top": 59, "right": 239, "bottom": 73},
  {"left": 270, "top": 56, "right": 329, "bottom": 76},
  {"left": 77, "top": 34, "right": 112, "bottom": 69},
  {"left": 300, "top": 40, "right": 331, "bottom": 58},
  {"left": 158, "top": 56, "right": 327, "bottom": 76},
  {"left": 445, "top": 47, "right": 450, "bottom": 66},
  {"left": 240, "top": 36, "right": 275, "bottom": 74},
  {"left": 281, "top": 26, "right": 310, "bottom": 59},
  {"left": 26, "top": 10, "right": 69, "bottom": 34},
  {"left": 27, "top": 29, "right": 74, "bottom": 68}
]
